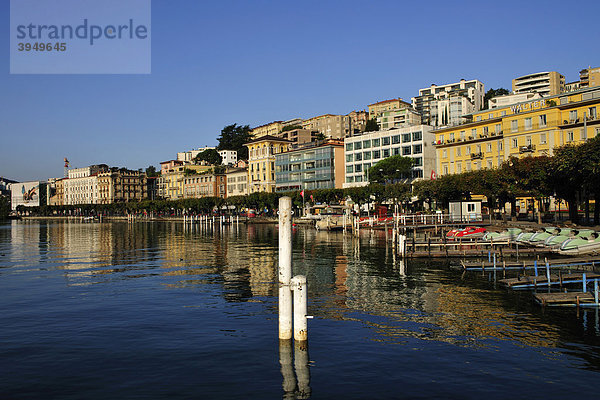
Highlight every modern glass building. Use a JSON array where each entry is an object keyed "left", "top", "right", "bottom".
[{"left": 275, "top": 140, "right": 345, "bottom": 192}]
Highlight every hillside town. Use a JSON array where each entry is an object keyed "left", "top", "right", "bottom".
[{"left": 3, "top": 66, "right": 600, "bottom": 220}]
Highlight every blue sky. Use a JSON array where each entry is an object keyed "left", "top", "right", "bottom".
[{"left": 1, "top": 0, "right": 599, "bottom": 181}]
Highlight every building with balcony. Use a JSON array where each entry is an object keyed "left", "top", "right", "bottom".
[
  {"left": 157, "top": 163, "right": 212, "bottom": 200},
  {"left": 377, "top": 108, "right": 421, "bottom": 130},
  {"left": 343, "top": 125, "right": 436, "bottom": 188},
  {"left": 251, "top": 119, "right": 301, "bottom": 139},
  {"left": 244, "top": 135, "right": 291, "bottom": 193},
  {"left": 276, "top": 128, "right": 315, "bottom": 144},
  {"left": 512, "top": 71, "right": 565, "bottom": 96},
  {"left": 489, "top": 92, "right": 543, "bottom": 109},
  {"left": 347, "top": 110, "right": 369, "bottom": 135},
  {"left": 433, "top": 86, "right": 600, "bottom": 177},
  {"left": 176, "top": 146, "right": 215, "bottom": 163},
  {"left": 97, "top": 168, "right": 147, "bottom": 204},
  {"left": 367, "top": 98, "right": 412, "bottom": 121},
  {"left": 47, "top": 178, "right": 64, "bottom": 206},
  {"left": 225, "top": 167, "right": 248, "bottom": 197},
  {"left": 301, "top": 114, "right": 351, "bottom": 139},
  {"left": 275, "top": 139, "right": 345, "bottom": 192},
  {"left": 182, "top": 170, "right": 226, "bottom": 199},
  {"left": 412, "top": 79, "right": 485, "bottom": 127},
  {"left": 64, "top": 165, "right": 108, "bottom": 205}
]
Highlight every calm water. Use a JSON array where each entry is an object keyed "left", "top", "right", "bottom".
[{"left": 1, "top": 220, "right": 600, "bottom": 399}]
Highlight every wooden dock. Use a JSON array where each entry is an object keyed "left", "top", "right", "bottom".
[
  {"left": 534, "top": 292, "right": 597, "bottom": 307},
  {"left": 499, "top": 272, "right": 600, "bottom": 289}
]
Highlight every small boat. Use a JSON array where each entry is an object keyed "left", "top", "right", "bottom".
[
  {"left": 527, "top": 227, "right": 560, "bottom": 245},
  {"left": 557, "top": 232, "right": 600, "bottom": 255},
  {"left": 483, "top": 228, "right": 522, "bottom": 242},
  {"left": 544, "top": 228, "right": 589, "bottom": 249},
  {"left": 446, "top": 226, "right": 486, "bottom": 240}
]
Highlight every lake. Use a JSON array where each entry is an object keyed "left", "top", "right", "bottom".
[{"left": 1, "top": 220, "right": 599, "bottom": 399}]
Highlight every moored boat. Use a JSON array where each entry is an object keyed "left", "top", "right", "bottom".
[
  {"left": 557, "top": 232, "right": 600, "bottom": 255},
  {"left": 483, "top": 228, "right": 522, "bottom": 242}
]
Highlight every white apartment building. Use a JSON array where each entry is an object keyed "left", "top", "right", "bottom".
[
  {"left": 343, "top": 125, "right": 436, "bottom": 188},
  {"left": 64, "top": 165, "right": 107, "bottom": 205},
  {"left": 412, "top": 79, "right": 485, "bottom": 127},
  {"left": 219, "top": 150, "right": 237, "bottom": 165},
  {"left": 489, "top": 92, "right": 543, "bottom": 109}
]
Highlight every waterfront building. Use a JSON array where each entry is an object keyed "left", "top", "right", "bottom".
[
  {"left": 433, "top": 86, "right": 600, "bottom": 177},
  {"left": 182, "top": 170, "right": 227, "bottom": 199},
  {"left": 64, "top": 165, "right": 108, "bottom": 205},
  {"left": 244, "top": 135, "right": 291, "bottom": 193},
  {"left": 377, "top": 108, "right": 422, "bottom": 130},
  {"left": 368, "top": 98, "right": 412, "bottom": 121},
  {"left": 157, "top": 163, "right": 212, "bottom": 200},
  {"left": 343, "top": 125, "right": 436, "bottom": 188},
  {"left": 275, "top": 139, "right": 345, "bottom": 192},
  {"left": 489, "top": 92, "right": 543, "bottom": 109},
  {"left": 301, "top": 114, "right": 351, "bottom": 139},
  {"left": 225, "top": 167, "right": 248, "bottom": 197},
  {"left": 97, "top": 168, "right": 147, "bottom": 204},
  {"left": 347, "top": 110, "right": 369, "bottom": 135},
  {"left": 218, "top": 150, "right": 237, "bottom": 165},
  {"left": 10, "top": 181, "right": 48, "bottom": 210},
  {"left": 512, "top": 71, "right": 565, "bottom": 96},
  {"left": 411, "top": 79, "right": 485, "bottom": 127},
  {"left": 47, "top": 178, "right": 64, "bottom": 206}
]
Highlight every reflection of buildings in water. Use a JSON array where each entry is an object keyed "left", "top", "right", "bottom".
[{"left": 433, "top": 284, "right": 560, "bottom": 348}]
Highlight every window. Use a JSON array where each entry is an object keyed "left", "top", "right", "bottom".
[
  {"left": 569, "top": 110, "right": 577, "bottom": 122},
  {"left": 487, "top": 143, "right": 492, "bottom": 152},
  {"left": 402, "top": 133, "right": 411, "bottom": 143},
  {"left": 589, "top": 107, "right": 597, "bottom": 119},
  {"left": 382, "top": 137, "right": 390, "bottom": 146},
  {"left": 487, "top": 160, "right": 493, "bottom": 169},
  {"left": 346, "top": 176, "right": 354, "bottom": 183},
  {"left": 393, "top": 147, "right": 400, "bottom": 156},
  {"left": 346, "top": 143, "right": 353, "bottom": 151},
  {"left": 526, "top": 136, "right": 532, "bottom": 146},
  {"left": 499, "top": 141, "right": 503, "bottom": 151},
  {"left": 457, "top": 163, "right": 462, "bottom": 173},
  {"left": 466, "top": 145, "right": 471, "bottom": 154},
  {"left": 373, "top": 150, "right": 381, "bottom": 159},
  {"left": 363, "top": 151, "right": 372, "bottom": 160},
  {"left": 413, "top": 144, "right": 422, "bottom": 154},
  {"left": 501, "top": 110, "right": 507, "bottom": 116},
  {"left": 354, "top": 141, "right": 362, "bottom": 150},
  {"left": 449, "top": 133, "right": 455, "bottom": 142},
  {"left": 489, "top": 113, "right": 494, "bottom": 119},
  {"left": 476, "top": 116, "right": 482, "bottom": 121},
  {"left": 495, "top": 124, "right": 501, "bottom": 134},
  {"left": 346, "top": 154, "right": 353, "bottom": 162},
  {"left": 442, "top": 149, "right": 447, "bottom": 159},
  {"left": 412, "top": 131, "right": 422, "bottom": 141},
  {"left": 355, "top": 164, "right": 362, "bottom": 172},
  {"left": 402, "top": 146, "right": 411, "bottom": 155},
  {"left": 540, "top": 132, "right": 547, "bottom": 144},
  {"left": 511, "top": 120, "right": 518, "bottom": 132},
  {"left": 512, "top": 138, "right": 518, "bottom": 148},
  {"left": 566, "top": 131, "right": 574, "bottom": 142},
  {"left": 443, "top": 164, "right": 449, "bottom": 174},
  {"left": 413, "top": 157, "right": 423, "bottom": 166},
  {"left": 372, "top": 138, "right": 380, "bottom": 147},
  {"left": 383, "top": 149, "right": 390, "bottom": 158},
  {"left": 581, "top": 128, "right": 587, "bottom": 140},
  {"left": 460, "top": 131, "right": 466, "bottom": 140},
  {"left": 346, "top": 165, "right": 353, "bottom": 174},
  {"left": 471, "top": 128, "right": 477, "bottom": 138},
  {"left": 363, "top": 140, "right": 371, "bottom": 148},
  {"left": 539, "top": 114, "right": 547, "bottom": 127},
  {"left": 392, "top": 135, "right": 401, "bottom": 144},
  {"left": 355, "top": 153, "right": 362, "bottom": 161},
  {"left": 524, "top": 118, "right": 532, "bottom": 130},
  {"left": 456, "top": 147, "right": 461, "bottom": 156},
  {"left": 483, "top": 126, "right": 489, "bottom": 135}
]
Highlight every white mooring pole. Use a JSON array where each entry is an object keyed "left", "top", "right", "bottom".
[
  {"left": 291, "top": 275, "right": 308, "bottom": 342},
  {"left": 278, "top": 196, "right": 293, "bottom": 340}
]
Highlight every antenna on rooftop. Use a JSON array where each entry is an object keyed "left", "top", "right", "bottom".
[{"left": 64, "top": 157, "right": 70, "bottom": 178}]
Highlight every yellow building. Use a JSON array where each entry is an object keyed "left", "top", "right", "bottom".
[
  {"left": 250, "top": 121, "right": 283, "bottom": 139},
  {"left": 244, "top": 135, "right": 291, "bottom": 193},
  {"left": 158, "top": 164, "right": 212, "bottom": 200},
  {"left": 434, "top": 86, "right": 600, "bottom": 177}
]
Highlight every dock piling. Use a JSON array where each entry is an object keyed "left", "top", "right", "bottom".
[
  {"left": 291, "top": 275, "right": 308, "bottom": 342},
  {"left": 278, "top": 197, "right": 293, "bottom": 341}
]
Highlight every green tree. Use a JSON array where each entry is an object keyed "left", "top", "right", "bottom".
[
  {"left": 217, "top": 124, "right": 253, "bottom": 160},
  {"left": 483, "top": 88, "right": 510, "bottom": 109},
  {"left": 365, "top": 118, "right": 379, "bottom": 132},
  {"left": 145, "top": 165, "right": 159, "bottom": 177},
  {"left": 194, "top": 149, "right": 222, "bottom": 165},
  {"left": 368, "top": 155, "right": 413, "bottom": 183}
]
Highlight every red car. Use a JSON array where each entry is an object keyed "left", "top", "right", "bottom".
[{"left": 446, "top": 226, "right": 486, "bottom": 239}]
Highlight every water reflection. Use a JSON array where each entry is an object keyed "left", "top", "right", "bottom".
[{"left": 3, "top": 220, "right": 600, "bottom": 374}]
